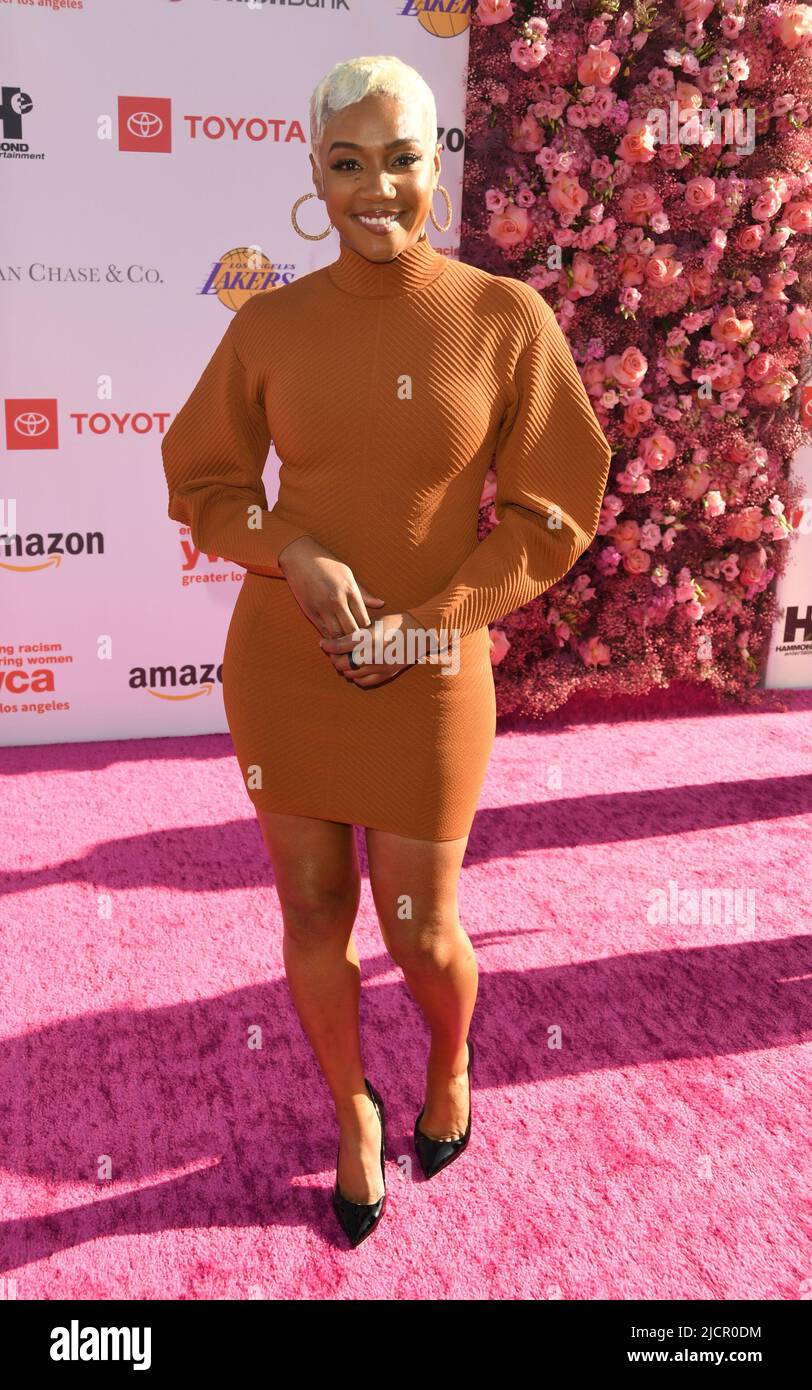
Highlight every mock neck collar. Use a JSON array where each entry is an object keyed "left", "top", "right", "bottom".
[{"left": 327, "top": 230, "right": 447, "bottom": 299}]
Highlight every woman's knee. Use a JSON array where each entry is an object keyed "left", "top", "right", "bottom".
[
  {"left": 279, "top": 877, "right": 360, "bottom": 946},
  {"left": 380, "top": 910, "right": 466, "bottom": 970}
]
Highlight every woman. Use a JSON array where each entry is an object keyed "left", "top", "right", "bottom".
[{"left": 161, "top": 54, "right": 612, "bottom": 1248}]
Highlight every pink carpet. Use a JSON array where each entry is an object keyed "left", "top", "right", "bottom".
[{"left": 2, "top": 682, "right": 810, "bottom": 1299}]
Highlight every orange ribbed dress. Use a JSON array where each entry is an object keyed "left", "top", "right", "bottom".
[{"left": 161, "top": 232, "right": 612, "bottom": 840}]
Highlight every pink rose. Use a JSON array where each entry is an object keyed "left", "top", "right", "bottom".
[
  {"left": 685, "top": 267, "right": 714, "bottom": 299},
  {"left": 577, "top": 42, "right": 621, "bottom": 88},
  {"left": 606, "top": 345, "right": 649, "bottom": 388},
  {"left": 751, "top": 189, "right": 782, "bottom": 220},
  {"left": 510, "top": 113, "right": 544, "bottom": 153},
  {"left": 685, "top": 176, "right": 716, "bottom": 212},
  {"left": 548, "top": 172, "right": 589, "bottom": 218},
  {"left": 620, "top": 184, "right": 661, "bottom": 225},
  {"left": 715, "top": 359, "right": 745, "bottom": 392},
  {"left": 611, "top": 518, "right": 641, "bottom": 553},
  {"left": 645, "top": 253, "right": 683, "bottom": 285},
  {"left": 677, "top": 0, "right": 715, "bottom": 21},
  {"left": 739, "top": 547, "right": 768, "bottom": 586},
  {"left": 703, "top": 490, "right": 726, "bottom": 517},
  {"left": 697, "top": 578, "right": 724, "bottom": 613},
  {"left": 710, "top": 306, "right": 754, "bottom": 345},
  {"left": 640, "top": 432, "right": 677, "bottom": 470},
  {"left": 581, "top": 362, "right": 606, "bottom": 398},
  {"left": 745, "top": 352, "right": 778, "bottom": 383},
  {"left": 727, "top": 507, "right": 763, "bottom": 542},
  {"left": 784, "top": 200, "right": 812, "bottom": 232},
  {"left": 753, "top": 372, "right": 797, "bottom": 405},
  {"left": 675, "top": 81, "right": 704, "bottom": 114},
  {"left": 683, "top": 463, "right": 711, "bottom": 500},
  {"left": 617, "top": 118, "right": 657, "bottom": 164},
  {"left": 775, "top": 4, "right": 812, "bottom": 49},
  {"left": 624, "top": 547, "right": 652, "bottom": 574},
  {"left": 735, "top": 224, "right": 765, "bottom": 254},
  {"left": 618, "top": 252, "right": 647, "bottom": 285},
  {"left": 488, "top": 203, "right": 531, "bottom": 248},
  {"left": 625, "top": 398, "right": 654, "bottom": 427},
  {"left": 788, "top": 305, "right": 812, "bottom": 339},
  {"left": 476, "top": 0, "right": 516, "bottom": 25},
  {"left": 570, "top": 252, "right": 599, "bottom": 298}
]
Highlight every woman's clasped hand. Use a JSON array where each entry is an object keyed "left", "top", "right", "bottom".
[{"left": 278, "top": 533, "right": 424, "bottom": 688}]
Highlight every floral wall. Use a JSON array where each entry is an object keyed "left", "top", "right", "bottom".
[{"left": 466, "top": 0, "right": 812, "bottom": 717}]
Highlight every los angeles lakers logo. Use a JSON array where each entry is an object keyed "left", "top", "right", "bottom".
[{"left": 201, "top": 247, "right": 297, "bottom": 312}]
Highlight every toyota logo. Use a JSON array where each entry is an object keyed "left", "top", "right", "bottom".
[
  {"left": 126, "top": 111, "right": 164, "bottom": 139},
  {"left": 14, "top": 412, "right": 50, "bottom": 437}
]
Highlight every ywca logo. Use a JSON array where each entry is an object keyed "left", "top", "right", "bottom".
[
  {"left": 5, "top": 399, "right": 58, "bottom": 449},
  {"left": 1, "top": 85, "right": 33, "bottom": 141},
  {"left": 118, "top": 96, "right": 172, "bottom": 153}
]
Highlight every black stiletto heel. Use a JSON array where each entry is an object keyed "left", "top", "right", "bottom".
[
  {"left": 332, "top": 1079, "right": 387, "bottom": 1247},
  {"left": 414, "top": 1038, "right": 474, "bottom": 1180}
]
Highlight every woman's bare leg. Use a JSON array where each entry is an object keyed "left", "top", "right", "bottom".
[
  {"left": 365, "top": 827, "right": 476, "bottom": 1140},
  {"left": 256, "top": 808, "right": 383, "bottom": 1204}
]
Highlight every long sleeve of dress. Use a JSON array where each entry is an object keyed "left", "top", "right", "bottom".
[
  {"left": 161, "top": 303, "right": 310, "bottom": 576},
  {"left": 406, "top": 314, "right": 612, "bottom": 639}
]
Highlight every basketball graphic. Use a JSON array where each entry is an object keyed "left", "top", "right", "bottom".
[
  {"left": 415, "top": 0, "right": 471, "bottom": 39},
  {"left": 211, "top": 247, "right": 281, "bottom": 313}
]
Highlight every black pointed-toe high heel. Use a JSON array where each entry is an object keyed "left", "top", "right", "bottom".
[
  {"left": 332, "top": 1079, "right": 387, "bottom": 1248},
  {"left": 414, "top": 1038, "right": 474, "bottom": 1180}
]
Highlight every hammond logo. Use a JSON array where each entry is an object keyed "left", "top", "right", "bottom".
[
  {"left": 5, "top": 399, "right": 58, "bottom": 449},
  {"left": 50, "top": 1321, "right": 151, "bottom": 1371},
  {"left": 201, "top": 247, "right": 295, "bottom": 310},
  {"left": 118, "top": 96, "right": 172, "bottom": 153},
  {"left": 131, "top": 662, "right": 223, "bottom": 699},
  {"left": 781, "top": 605, "right": 812, "bottom": 645}
]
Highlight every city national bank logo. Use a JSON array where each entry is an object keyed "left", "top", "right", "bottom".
[
  {"left": 118, "top": 95, "right": 172, "bottom": 153},
  {"left": 1, "top": 85, "right": 43, "bottom": 161},
  {"left": 202, "top": 247, "right": 295, "bottom": 310},
  {"left": 132, "top": 662, "right": 223, "bottom": 700},
  {"left": 5, "top": 399, "right": 58, "bottom": 449}
]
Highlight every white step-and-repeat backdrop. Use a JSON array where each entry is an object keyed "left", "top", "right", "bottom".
[
  {"left": 3, "top": 2, "right": 808, "bottom": 750},
  {"left": 2, "top": 0, "right": 471, "bottom": 747},
  {"left": 761, "top": 385, "right": 812, "bottom": 689}
]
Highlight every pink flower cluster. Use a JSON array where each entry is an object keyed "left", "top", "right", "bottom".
[{"left": 468, "top": 0, "right": 811, "bottom": 704}]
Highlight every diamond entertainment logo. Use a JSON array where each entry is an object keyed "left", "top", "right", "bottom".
[
  {"left": 118, "top": 95, "right": 172, "bottom": 153},
  {"left": 1, "top": 84, "right": 42, "bottom": 161}
]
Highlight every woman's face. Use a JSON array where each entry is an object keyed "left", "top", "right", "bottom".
[{"left": 310, "top": 92, "right": 442, "bottom": 260}]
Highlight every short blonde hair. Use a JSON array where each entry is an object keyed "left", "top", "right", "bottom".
[{"left": 309, "top": 54, "right": 438, "bottom": 157}]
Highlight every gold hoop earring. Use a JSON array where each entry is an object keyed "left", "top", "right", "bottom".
[
  {"left": 291, "top": 192, "right": 333, "bottom": 241},
  {"left": 429, "top": 184, "right": 453, "bottom": 234}
]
